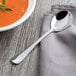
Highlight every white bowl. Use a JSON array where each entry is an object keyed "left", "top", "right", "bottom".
[{"left": 0, "top": 0, "right": 36, "bottom": 32}]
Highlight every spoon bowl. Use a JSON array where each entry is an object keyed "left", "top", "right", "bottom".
[{"left": 51, "top": 11, "right": 73, "bottom": 32}]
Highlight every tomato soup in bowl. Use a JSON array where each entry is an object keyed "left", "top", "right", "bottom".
[{"left": 0, "top": 0, "right": 36, "bottom": 31}]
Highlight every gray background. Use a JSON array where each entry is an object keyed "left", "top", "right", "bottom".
[{"left": 0, "top": 0, "right": 74, "bottom": 76}]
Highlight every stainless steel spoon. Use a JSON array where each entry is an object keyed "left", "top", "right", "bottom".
[{"left": 11, "top": 10, "right": 73, "bottom": 64}]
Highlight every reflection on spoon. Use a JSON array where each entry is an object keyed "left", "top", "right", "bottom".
[{"left": 11, "top": 10, "right": 73, "bottom": 64}]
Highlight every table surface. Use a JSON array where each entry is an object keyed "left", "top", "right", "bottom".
[{"left": 0, "top": 0, "right": 74, "bottom": 76}]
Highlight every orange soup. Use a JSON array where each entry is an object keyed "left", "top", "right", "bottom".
[{"left": 0, "top": 0, "right": 28, "bottom": 27}]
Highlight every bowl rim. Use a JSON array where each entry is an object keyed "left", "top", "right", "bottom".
[{"left": 0, "top": 0, "right": 36, "bottom": 32}]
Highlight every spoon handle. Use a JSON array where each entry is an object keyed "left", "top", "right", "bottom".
[{"left": 11, "top": 29, "right": 53, "bottom": 64}]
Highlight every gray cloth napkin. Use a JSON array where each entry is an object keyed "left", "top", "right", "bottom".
[{"left": 40, "top": 5, "right": 76, "bottom": 76}]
